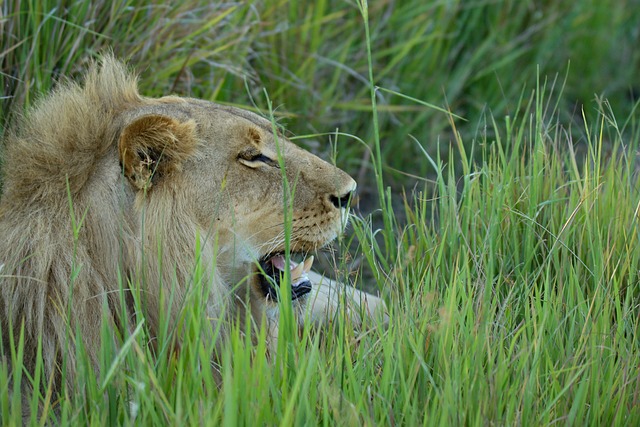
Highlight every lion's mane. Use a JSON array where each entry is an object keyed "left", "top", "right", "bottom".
[{"left": 0, "top": 59, "right": 219, "bottom": 389}]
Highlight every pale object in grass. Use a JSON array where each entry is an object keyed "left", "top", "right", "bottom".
[{"left": 264, "top": 269, "right": 388, "bottom": 349}]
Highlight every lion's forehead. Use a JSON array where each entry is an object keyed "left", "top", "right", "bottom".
[{"left": 156, "top": 97, "right": 277, "bottom": 135}]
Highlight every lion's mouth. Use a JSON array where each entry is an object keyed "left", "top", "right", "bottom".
[{"left": 258, "top": 253, "right": 314, "bottom": 301}]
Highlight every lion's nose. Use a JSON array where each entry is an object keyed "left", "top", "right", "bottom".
[{"left": 329, "top": 187, "right": 356, "bottom": 209}]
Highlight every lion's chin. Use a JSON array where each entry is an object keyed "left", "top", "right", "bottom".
[{"left": 257, "top": 253, "right": 314, "bottom": 302}]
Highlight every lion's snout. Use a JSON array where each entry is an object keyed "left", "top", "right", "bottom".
[{"left": 324, "top": 169, "right": 357, "bottom": 211}]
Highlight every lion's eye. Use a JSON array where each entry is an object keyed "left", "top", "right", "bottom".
[
  {"left": 238, "top": 151, "right": 278, "bottom": 168},
  {"left": 248, "top": 154, "right": 272, "bottom": 163}
]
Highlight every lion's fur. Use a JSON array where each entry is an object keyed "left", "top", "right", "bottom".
[
  {"left": 0, "top": 56, "right": 386, "bottom": 401},
  {"left": 0, "top": 60, "right": 143, "bottom": 381}
]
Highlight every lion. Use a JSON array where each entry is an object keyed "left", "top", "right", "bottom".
[{"left": 0, "top": 56, "right": 387, "bottom": 401}]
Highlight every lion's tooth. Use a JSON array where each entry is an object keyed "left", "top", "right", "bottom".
[
  {"left": 290, "top": 263, "right": 304, "bottom": 281},
  {"left": 302, "top": 256, "right": 314, "bottom": 274}
]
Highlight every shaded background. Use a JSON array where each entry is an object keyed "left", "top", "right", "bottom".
[{"left": 2, "top": 0, "right": 640, "bottom": 200}]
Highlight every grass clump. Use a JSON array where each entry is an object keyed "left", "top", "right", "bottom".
[{"left": 346, "top": 53, "right": 640, "bottom": 425}]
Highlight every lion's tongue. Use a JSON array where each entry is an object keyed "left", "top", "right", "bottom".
[{"left": 270, "top": 255, "right": 314, "bottom": 285}]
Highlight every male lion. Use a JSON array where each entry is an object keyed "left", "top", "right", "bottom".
[{"left": 0, "top": 57, "right": 386, "bottom": 398}]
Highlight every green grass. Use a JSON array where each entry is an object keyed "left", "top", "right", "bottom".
[{"left": 2, "top": 0, "right": 640, "bottom": 425}]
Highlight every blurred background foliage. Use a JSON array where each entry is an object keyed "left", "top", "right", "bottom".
[
  {"left": 2, "top": 0, "right": 639, "bottom": 197},
  {"left": 2, "top": 4, "right": 640, "bottom": 423}
]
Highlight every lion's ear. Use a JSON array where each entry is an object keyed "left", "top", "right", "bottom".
[{"left": 118, "top": 114, "right": 197, "bottom": 191}]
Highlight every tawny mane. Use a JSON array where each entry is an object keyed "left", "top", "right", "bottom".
[
  {"left": 0, "top": 57, "right": 148, "bottom": 386},
  {"left": 2, "top": 58, "right": 141, "bottom": 203}
]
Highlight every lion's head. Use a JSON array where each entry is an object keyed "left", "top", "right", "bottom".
[
  {"left": 0, "top": 56, "right": 361, "bottom": 391},
  {"left": 117, "top": 96, "right": 356, "bottom": 302}
]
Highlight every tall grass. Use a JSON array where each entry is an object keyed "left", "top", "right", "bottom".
[
  {"left": 3, "top": 75, "right": 637, "bottom": 425},
  {"left": 1, "top": 0, "right": 639, "bottom": 425}
]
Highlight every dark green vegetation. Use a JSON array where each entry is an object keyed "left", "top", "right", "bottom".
[{"left": 2, "top": 1, "right": 639, "bottom": 425}]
